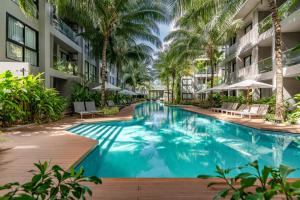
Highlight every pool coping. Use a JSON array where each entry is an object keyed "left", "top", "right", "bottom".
[{"left": 179, "top": 105, "right": 300, "bottom": 134}]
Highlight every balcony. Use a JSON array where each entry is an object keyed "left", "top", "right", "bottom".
[
  {"left": 258, "top": 57, "right": 273, "bottom": 73},
  {"left": 53, "top": 60, "right": 78, "bottom": 76},
  {"left": 226, "top": 44, "right": 237, "bottom": 56},
  {"left": 283, "top": 47, "right": 300, "bottom": 66},
  {"left": 53, "top": 18, "right": 80, "bottom": 45},
  {"left": 238, "top": 27, "right": 258, "bottom": 53},
  {"left": 258, "top": 0, "right": 300, "bottom": 34},
  {"left": 238, "top": 64, "right": 257, "bottom": 78}
]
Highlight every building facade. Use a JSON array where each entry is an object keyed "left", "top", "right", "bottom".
[
  {"left": 223, "top": 0, "right": 300, "bottom": 103},
  {"left": 0, "top": 0, "right": 118, "bottom": 96}
]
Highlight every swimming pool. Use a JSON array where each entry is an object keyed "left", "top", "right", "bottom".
[{"left": 70, "top": 102, "right": 300, "bottom": 178}]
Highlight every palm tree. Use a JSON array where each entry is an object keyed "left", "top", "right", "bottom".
[
  {"left": 122, "top": 61, "right": 153, "bottom": 92},
  {"left": 48, "top": 0, "right": 168, "bottom": 106},
  {"left": 268, "top": 0, "right": 284, "bottom": 122}
]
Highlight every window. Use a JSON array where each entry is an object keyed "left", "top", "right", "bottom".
[
  {"left": 84, "top": 61, "right": 89, "bottom": 79},
  {"left": 231, "top": 60, "right": 236, "bottom": 72},
  {"left": 89, "top": 64, "right": 97, "bottom": 82},
  {"left": 229, "top": 35, "right": 236, "bottom": 46},
  {"left": 6, "top": 14, "right": 38, "bottom": 66},
  {"left": 243, "top": 55, "right": 252, "bottom": 67},
  {"left": 244, "top": 23, "right": 252, "bottom": 34},
  {"left": 182, "top": 79, "right": 192, "bottom": 86},
  {"left": 60, "top": 51, "right": 69, "bottom": 61},
  {"left": 182, "top": 93, "right": 193, "bottom": 100}
]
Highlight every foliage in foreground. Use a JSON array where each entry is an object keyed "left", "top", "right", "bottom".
[
  {"left": 199, "top": 161, "right": 300, "bottom": 200},
  {"left": 99, "top": 107, "right": 120, "bottom": 116},
  {"left": 0, "top": 161, "right": 101, "bottom": 200},
  {"left": 0, "top": 71, "right": 66, "bottom": 128}
]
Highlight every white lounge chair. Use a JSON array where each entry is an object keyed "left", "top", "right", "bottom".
[
  {"left": 238, "top": 104, "right": 260, "bottom": 118},
  {"left": 221, "top": 103, "right": 239, "bottom": 114},
  {"left": 241, "top": 104, "right": 270, "bottom": 119},
  {"left": 228, "top": 104, "right": 249, "bottom": 116},
  {"left": 74, "top": 102, "right": 92, "bottom": 119},
  {"left": 85, "top": 101, "right": 103, "bottom": 117},
  {"left": 212, "top": 102, "right": 229, "bottom": 112}
]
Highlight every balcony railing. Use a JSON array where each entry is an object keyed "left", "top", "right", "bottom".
[
  {"left": 257, "top": 47, "right": 300, "bottom": 73},
  {"left": 53, "top": 60, "right": 78, "bottom": 76},
  {"left": 226, "top": 44, "right": 237, "bottom": 56},
  {"left": 238, "top": 64, "right": 257, "bottom": 77},
  {"left": 258, "top": 57, "right": 273, "bottom": 73},
  {"left": 54, "top": 18, "right": 79, "bottom": 45},
  {"left": 239, "top": 27, "right": 258, "bottom": 49},
  {"left": 283, "top": 47, "right": 300, "bottom": 66},
  {"left": 258, "top": 0, "right": 300, "bottom": 34}
]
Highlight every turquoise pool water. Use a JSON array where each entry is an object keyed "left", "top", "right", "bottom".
[{"left": 70, "top": 102, "right": 300, "bottom": 178}]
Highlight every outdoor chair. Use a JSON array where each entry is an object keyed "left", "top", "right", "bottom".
[
  {"left": 237, "top": 104, "right": 260, "bottom": 118},
  {"left": 228, "top": 104, "right": 249, "bottom": 116},
  {"left": 240, "top": 104, "right": 270, "bottom": 119},
  {"left": 221, "top": 103, "right": 239, "bottom": 114},
  {"left": 212, "top": 102, "right": 229, "bottom": 112},
  {"left": 73, "top": 102, "right": 92, "bottom": 119},
  {"left": 85, "top": 101, "right": 104, "bottom": 117}
]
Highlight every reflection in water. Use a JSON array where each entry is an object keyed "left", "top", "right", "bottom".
[{"left": 73, "top": 102, "right": 300, "bottom": 178}]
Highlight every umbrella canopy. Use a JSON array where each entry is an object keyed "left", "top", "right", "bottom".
[
  {"left": 119, "top": 89, "right": 136, "bottom": 96},
  {"left": 206, "top": 83, "right": 229, "bottom": 92},
  {"left": 197, "top": 89, "right": 209, "bottom": 93},
  {"left": 92, "top": 82, "right": 121, "bottom": 91},
  {"left": 228, "top": 80, "right": 273, "bottom": 90}
]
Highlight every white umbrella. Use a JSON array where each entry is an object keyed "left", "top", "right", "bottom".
[
  {"left": 92, "top": 82, "right": 121, "bottom": 91},
  {"left": 119, "top": 89, "right": 136, "bottom": 96},
  {"left": 197, "top": 89, "right": 209, "bottom": 93},
  {"left": 228, "top": 80, "right": 273, "bottom": 104},
  {"left": 206, "top": 83, "right": 229, "bottom": 92},
  {"left": 228, "top": 80, "right": 273, "bottom": 90}
]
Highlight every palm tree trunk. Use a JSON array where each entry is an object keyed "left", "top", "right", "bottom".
[
  {"left": 167, "top": 77, "right": 170, "bottom": 102},
  {"left": 101, "top": 34, "right": 109, "bottom": 107},
  {"left": 268, "top": 0, "right": 284, "bottom": 122},
  {"left": 172, "top": 73, "right": 175, "bottom": 103},
  {"left": 209, "top": 59, "right": 215, "bottom": 103}
]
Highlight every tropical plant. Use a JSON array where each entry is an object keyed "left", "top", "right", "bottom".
[
  {"left": 199, "top": 161, "right": 300, "bottom": 200},
  {"left": 288, "top": 93, "right": 300, "bottom": 124},
  {"left": 99, "top": 107, "right": 119, "bottom": 116},
  {"left": 56, "top": 0, "right": 168, "bottom": 106},
  {"left": 0, "top": 161, "right": 101, "bottom": 199},
  {"left": 0, "top": 71, "right": 66, "bottom": 127}
]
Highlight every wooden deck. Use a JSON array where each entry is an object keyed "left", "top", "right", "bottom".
[
  {"left": 181, "top": 105, "right": 300, "bottom": 134},
  {"left": 1, "top": 103, "right": 299, "bottom": 199}
]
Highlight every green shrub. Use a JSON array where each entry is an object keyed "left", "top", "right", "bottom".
[
  {"left": 288, "top": 93, "right": 300, "bottom": 124},
  {"left": 99, "top": 107, "right": 119, "bottom": 115},
  {"left": 0, "top": 161, "right": 101, "bottom": 199},
  {"left": 0, "top": 71, "right": 66, "bottom": 127},
  {"left": 265, "top": 113, "right": 276, "bottom": 123},
  {"left": 70, "top": 84, "right": 101, "bottom": 107},
  {"left": 199, "top": 161, "right": 300, "bottom": 200}
]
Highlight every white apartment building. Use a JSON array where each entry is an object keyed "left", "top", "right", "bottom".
[
  {"left": 0, "top": 0, "right": 118, "bottom": 96},
  {"left": 223, "top": 0, "right": 300, "bottom": 102},
  {"left": 181, "top": 66, "right": 225, "bottom": 101}
]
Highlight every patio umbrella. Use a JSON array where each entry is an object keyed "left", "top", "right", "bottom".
[
  {"left": 228, "top": 80, "right": 273, "bottom": 90},
  {"left": 92, "top": 82, "right": 121, "bottom": 91},
  {"left": 119, "top": 89, "right": 136, "bottom": 96},
  {"left": 228, "top": 80, "right": 273, "bottom": 103},
  {"left": 206, "top": 83, "right": 229, "bottom": 92}
]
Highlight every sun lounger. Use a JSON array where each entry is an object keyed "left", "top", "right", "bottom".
[
  {"left": 73, "top": 102, "right": 92, "bottom": 119},
  {"left": 228, "top": 104, "right": 249, "bottom": 115},
  {"left": 85, "top": 101, "right": 103, "bottom": 117},
  {"left": 237, "top": 104, "right": 260, "bottom": 118},
  {"left": 212, "top": 102, "right": 229, "bottom": 112},
  {"left": 240, "top": 104, "right": 270, "bottom": 119},
  {"left": 221, "top": 103, "right": 239, "bottom": 114}
]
